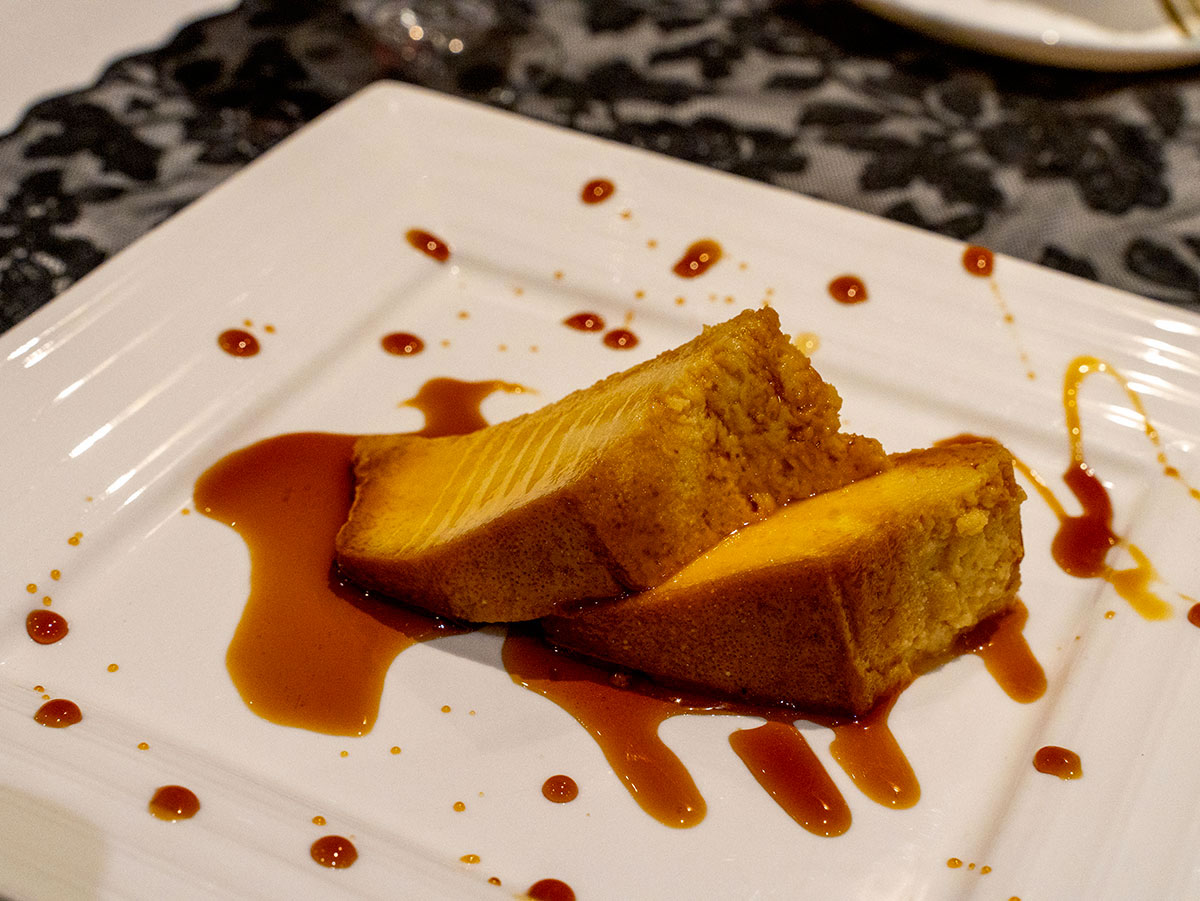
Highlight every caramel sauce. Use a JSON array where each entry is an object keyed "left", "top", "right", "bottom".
[
  {"left": 956, "top": 602, "right": 1046, "bottom": 704},
  {"left": 581, "top": 179, "right": 615, "bottom": 204},
  {"left": 1188, "top": 603, "right": 1200, "bottom": 628},
  {"left": 504, "top": 630, "right": 707, "bottom": 828},
  {"left": 218, "top": 329, "right": 259, "bottom": 357},
  {"left": 310, "top": 835, "right": 357, "bottom": 868},
  {"left": 25, "top": 609, "right": 68, "bottom": 644},
  {"left": 729, "top": 721, "right": 852, "bottom": 836},
  {"left": 193, "top": 379, "right": 518, "bottom": 736},
  {"left": 1052, "top": 356, "right": 1177, "bottom": 619},
  {"left": 563, "top": 312, "right": 605, "bottom": 332},
  {"left": 542, "top": 775, "right": 579, "bottom": 803},
  {"left": 527, "top": 878, "right": 575, "bottom": 901},
  {"left": 35, "top": 698, "right": 81, "bottom": 728},
  {"left": 1033, "top": 745, "right": 1082, "bottom": 779},
  {"left": 826, "top": 692, "right": 919, "bottom": 809},
  {"left": 828, "top": 275, "right": 867, "bottom": 304},
  {"left": 602, "top": 328, "right": 638, "bottom": 350},
  {"left": 403, "top": 377, "right": 525, "bottom": 437},
  {"left": 148, "top": 785, "right": 200, "bottom": 821},
  {"left": 962, "top": 245, "right": 994, "bottom": 277},
  {"left": 381, "top": 332, "right": 425, "bottom": 355},
  {"left": 405, "top": 229, "right": 450, "bottom": 262},
  {"left": 673, "top": 240, "right": 722, "bottom": 278}
]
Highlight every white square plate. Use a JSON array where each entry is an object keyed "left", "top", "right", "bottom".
[{"left": 3, "top": 82, "right": 1200, "bottom": 900}]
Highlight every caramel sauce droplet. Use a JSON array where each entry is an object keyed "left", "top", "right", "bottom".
[
  {"left": 311, "top": 835, "right": 357, "bottom": 868},
  {"left": 962, "top": 245, "right": 994, "bottom": 276},
  {"left": 563, "top": 312, "right": 605, "bottom": 332},
  {"left": 729, "top": 721, "right": 851, "bottom": 836},
  {"left": 403, "top": 377, "right": 525, "bottom": 438},
  {"left": 148, "top": 785, "right": 200, "bottom": 821},
  {"left": 26, "top": 609, "right": 68, "bottom": 644},
  {"left": 381, "top": 332, "right": 425, "bottom": 355},
  {"left": 956, "top": 602, "right": 1046, "bottom": 704},
  {"left": 405, "top": 229, "right": 450, "bottom": 262},
  {"left": 672, "top": 240, "right": 722, "bottom": 278},
  {"left": 218, "top": 329, "right": 260, "bottom": 357},
  {"left": 581, "top": 179, "right": 615, "bottom": 204},
  {"left": 35, "top": 698, "right": 81, "bottom": 728},
  {"left": 1033, "top": 745, "right": 1082, "bottom": 779},
  {"left": 603, "top": 328, "right": 638, "bottom": 350},
  {"left": 947, "top": 857, "right": 963, "bottom": 869},
  {"left": 828, "top": 275, "right": 868, "bottom": 304},
  {"left": 527, "top": 878, "right": 575, "bottom": 901},
  {"left": 541, "top": 775, "right": 579, "bottom": 803},
  {"left": 1188, "top": 603, "right": 1200, "bottom": 628}
]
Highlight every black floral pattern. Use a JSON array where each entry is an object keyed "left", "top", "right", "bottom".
[{"left": 5, "top": 0, "right": 1200, "bottom": 332}]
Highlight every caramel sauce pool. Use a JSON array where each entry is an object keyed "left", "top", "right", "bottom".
[
  {"left": 26, "top": 609, "right": 68, "bottom": 644},
  {"left": 1033, "top": 745, "right": 1082, "bottom": 779},
  {"left": 405, "top": 229, "right": 450, "bottom": 262},
  {"left": 35, "top": 698, "right": 82, "bottom": 728},
  {"left": 581, "top": 179, "right": 615, "bottom": 204},
  {"left": 672, "top": 240, "right": 722, "bottom": 278},
  {"left": 192, "top": 380, "right": 519, "bottom": 735},
  {"left": 828, "top": 275, "right": 867, "bottom": 304},
  {"left": 148, "top": 785, "right": 200, "bottom": 821},
  {"left": 218, "top": 329, "right": 259, "bottom": 357}
]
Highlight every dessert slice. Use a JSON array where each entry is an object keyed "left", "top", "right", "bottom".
[
  {"left": 543, "top": 442, "right": 1024, "bottom": 714},
  {"left": 335, "top": 307, "right": 885, "bottom": 622}
]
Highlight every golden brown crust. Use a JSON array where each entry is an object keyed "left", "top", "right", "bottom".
[
  {"left": 542, "top": 442, "right": 1025, "bottom": 714},
  {"left": 335, "top": 308, "right": 886, "bottom": 622}
]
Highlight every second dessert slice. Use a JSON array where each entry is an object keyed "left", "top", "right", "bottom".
[
  {"left": 543, "top": 441, "right": 1025, "bottom": 714},
  {"left": 335, "top": 308, "right": 885, "bottom": 621}
]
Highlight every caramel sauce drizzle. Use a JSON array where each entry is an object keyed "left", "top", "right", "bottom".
[
  {"left": 956, "top": 601, "right": 1046, "bottom": 704},
  {"left": 826, "top": 692, "right": 919, "bottom": 810},
  {"left": 729, "top": 721, "right": 852, "bottom": 836},
  {"left": 193, "top": 380, "right": 520, "bottom": 736}
]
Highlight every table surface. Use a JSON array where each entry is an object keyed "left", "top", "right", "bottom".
[{"left": 4, "top": 0, "right": 1200, "bottom": 334}]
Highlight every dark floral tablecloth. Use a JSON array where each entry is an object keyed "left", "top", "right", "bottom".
[{"left": 4, "top": 0, "right": 1200, "bottom": 333}]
